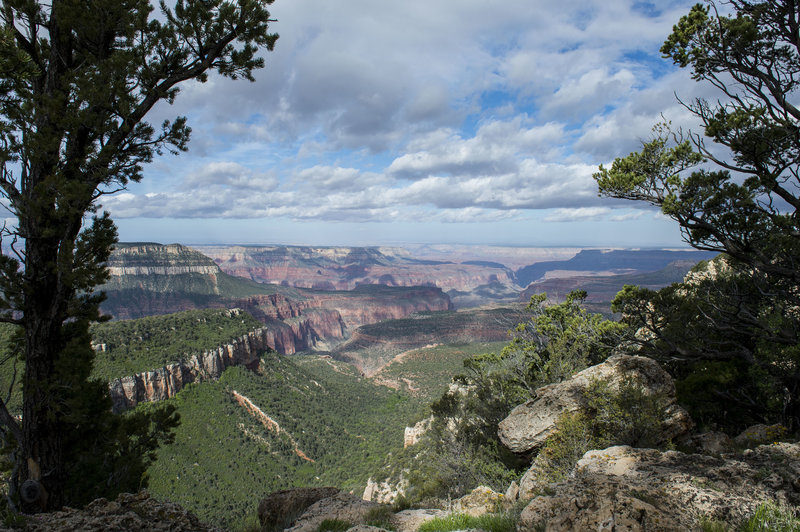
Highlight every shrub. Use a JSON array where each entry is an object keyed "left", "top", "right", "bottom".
[
  {"left": 586, "top": 377, "right": 665, "bottom": 448},
  {"left": 316, "top": 519, "right": 352, "bottom": 532},
  {"left": 417, "top": 512, "right": 518, "bottom": 532},
  {"left": 404, "top": 438, "right": 518, "bottom": 501},
  {"left": 742, "top": 501, "right": 800, "bottom": 532},
  {"left": 534, "top": 376, "right": 668, "bottom": 484},
  {"left": 364, "top": 506, "right": 396, "bottom": 530}
]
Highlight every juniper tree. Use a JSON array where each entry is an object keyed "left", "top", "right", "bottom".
[
  {"left": 594, "top": 0, "right": 800, "bottom": 430},
  {"left": 0, "top": 0, "right": 278, "bottom": 510}
]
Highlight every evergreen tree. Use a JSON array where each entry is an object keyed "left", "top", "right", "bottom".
[
  {"left": 595, "top": 1, "right": 800, "bottom": 431},
  {"left": 0, "top": 0, "right": 278, "bottom": 511}
]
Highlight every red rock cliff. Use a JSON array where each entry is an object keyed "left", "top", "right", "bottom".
[{"left": 108, "top": 328, "right": 269, "bottom": 412}]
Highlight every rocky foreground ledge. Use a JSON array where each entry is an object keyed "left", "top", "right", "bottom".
[
  {"left": 517, "top": 442, "right": 800, "bottom": 531},
  {"left": 7, "top": 437, "right": 798, "bottom": 532},
  {"left": 5, "top": 491, "right": 220, "bottom": 531}
]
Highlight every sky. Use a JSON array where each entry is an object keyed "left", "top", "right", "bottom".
[{"left": 103, "top": 0, "right": 715, "bottom": 248}]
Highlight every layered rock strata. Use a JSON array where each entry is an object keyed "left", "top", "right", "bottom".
[
  {"left": 199, "top": 244, "right": 516, "bottom": 292},
  {"left": 108, "top": 328, "right": 268, "bottom": 412}
]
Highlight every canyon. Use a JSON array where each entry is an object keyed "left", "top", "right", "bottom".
[
  {"left": 99, "top": 243, "right": 452, "bottom": 355},
  {"left": 108, "top": 324, "right": 267, "bottom": 412},
  {"left": 330, "top": 306, "right": 524, "bottom": 375},
  {"left": 197, "top": 244, "right": 519, "bottom": 296}
]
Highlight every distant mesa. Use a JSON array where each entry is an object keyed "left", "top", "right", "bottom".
[
  {"left": 195, "top": 244, "right": 518, "bottom": 296},
  {"left": 514, "top": 249, "right": 718, "bottom": 287}
]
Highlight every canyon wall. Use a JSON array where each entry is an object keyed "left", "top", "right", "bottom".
[
  {"left": 197, "top": 245, "right": 516, "bottom": 292},
  {"left": 304, "top": 286, "right": 453, "bottom": 330},
  {"left": 231, "top": 294, "right": 347, "bottom": 353},
  {"left": 100, "top": 244, "right": 453, "bottom": 353},
  {"left": 108, "top": 328, "right": 269, "bottom": 412}
]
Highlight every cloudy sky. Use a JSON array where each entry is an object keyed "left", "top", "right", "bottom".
[{"left": 104, "top": 0, "right": 713, "bottom": 248}]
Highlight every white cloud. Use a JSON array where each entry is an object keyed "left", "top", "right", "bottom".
[
  {"left": 181, "top": 162, "right": 279, "bottom": 191},
  {"left": 387, "top": 119, "right": 568, "bottom": 179},
  {"left": 544, "top": 207, "right": 612, "bottom": 222},
  {"left": 115, "top": 0, "right": 705, "bottom": 248}
]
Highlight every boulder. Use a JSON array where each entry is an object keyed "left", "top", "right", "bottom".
[
  {"left": 683, "top": 431, "right": 733, "bottom": 455},
  {"left": 498, "top": 354, "right": 692, "bottom": 454},
  {"left": 517, "top": 453, "right": 549, "bottom": 501},
  {"left": 285, "top": 492, "right": 385, "bottom": 532},
  {"left": 504, "top": 480, "right": 519, "bottom": 502},
  {"left": 517, "top": 443, "right": 800, "bottom": 531},
  {"left": 451, "top": 486, "right": 505, "bottom": 516},
  {"left": 404, "top": 417, "right": 432, "bottom": 448},
  {"left": 392, "top": 509, "right": 447, "bottom": 531},
  {"left": 362, "top": 476, "right": 407, "bottom": 504},
  {"left": 22, "top": 491, "right": 220, "bottom": 532},
  {"left": 734, "top": 424, "right": 788, "bottom": 448},
  {"left": 258, "top": 487, "right": 340, "bottom": 530}
]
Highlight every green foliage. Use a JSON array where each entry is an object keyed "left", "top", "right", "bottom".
[
  {"left": 388, "top": 291, "right": 626, "bottom": 503},
  {"left": 0, "top": 0, "right": 279, "bottom": 509},
  {"left": 699, "top": 516, "right": 729, "bottom": 532},
  {"left": 535, "top": 377, "right": 669, "bottom": 484},
  {"left": 595, "top": 0, "right": 800, "bottom": 433},
  {"left": 586, "top": 378, "right": 665, "bottom": 448},
  {"left": 404, "top": 437, "right": 519, "bottom": 502},
  {"left": 90, "top": 308, "right": 265, "bottom": 380},
  {"left": 434, "top": 291, "right": 626, "bottom": 452},
  {"left": 317, "top": 519, "right": 352, "bottom": 532},
  {"left": 535, "top": 411, "right": 598, "bottom": 484},
  {"left": 145, "top": 352, "right": 434, "bottom": 528},
  {"left": 485, "top": 290, "right": 627, "bottom": 398},
  {"left": 363, "top": 506, "right": 396, "bottom": 530},
  {"left": 63, "top": 401, "right": 180, "bottom": 507},
  {"left": 417, "top": 512, "right": 518, "bottom": 532},
  {"left": 0, "top": 323, "right": 22, "bottom": 414},
  {"left": 741, "top": 501, "right": 800, "bottom": 532},
  {"left": 612, "top": 257, "right": 800, "bottom": 432}
]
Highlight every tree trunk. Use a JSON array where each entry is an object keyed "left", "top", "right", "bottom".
[{"left": 19, "top": 229, "right": 67, "bottom": 511}]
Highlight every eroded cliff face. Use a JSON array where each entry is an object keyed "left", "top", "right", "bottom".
[
  {"left": 104, "top": 243, "right": 223, "bottom": 291},
  {"left": 101, "top": 244, "right": 453, "bottom": 354},
  {"left": 305, "top": 286, "right": 453, "bottom": 330},
  {"left": 108, "top": 328, "right": 267, "bottom": 412},
  {"left": 198, "top": 245, "right": 516, "bottom": 292},
  {"left": 231, "top": 294, "right": 346, "bottom": 353}
]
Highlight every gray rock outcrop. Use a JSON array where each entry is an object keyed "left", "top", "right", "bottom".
[
  {"left": 498, "top": 354, "right": 692, "bottom": 454},
  {"left": 403, "top": 417, "right": 432, "bottom": 448},
  {"left": 258, "top": 487, "right": 340, "bottom": 531},
  {"left": 517, "top": 443, "right": 800, "bottom": 531},
  {"left": 284, "top": 492, "right": 384, "bottom": 532},
  {"left": 362, "top": 476, "right": 407, "bottom": 505},
  {"left": 21, "top": 491, "right": 220, "bottom": 531},
  {"left": 392, "top": 509, "right": 446, "bottom": 531}
]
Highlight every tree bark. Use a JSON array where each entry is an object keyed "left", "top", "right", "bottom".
[{"left": 19, "top": 216, "right": 68, "bottom": 511}]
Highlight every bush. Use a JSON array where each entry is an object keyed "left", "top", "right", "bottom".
[
  {"left": 587, "top": 377, "right": 665, "bottom": 448},
  {"left": 316, "top": 519, "right": 352, "bottom": 532},
  {"left": 364, "top": 506, "right": 396, "bottom": 530},
  {"left": 742, "top": 501, "right": 800, "bottom": 532},
  {"left": 404, "top": 438, "right": 518, "bottom": 501},
  {"left": 534, "top": 376, "right": 668, "bottom": 484},
  {"left": 417, "top": 512, "right": 518, "bottom": 532}
]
